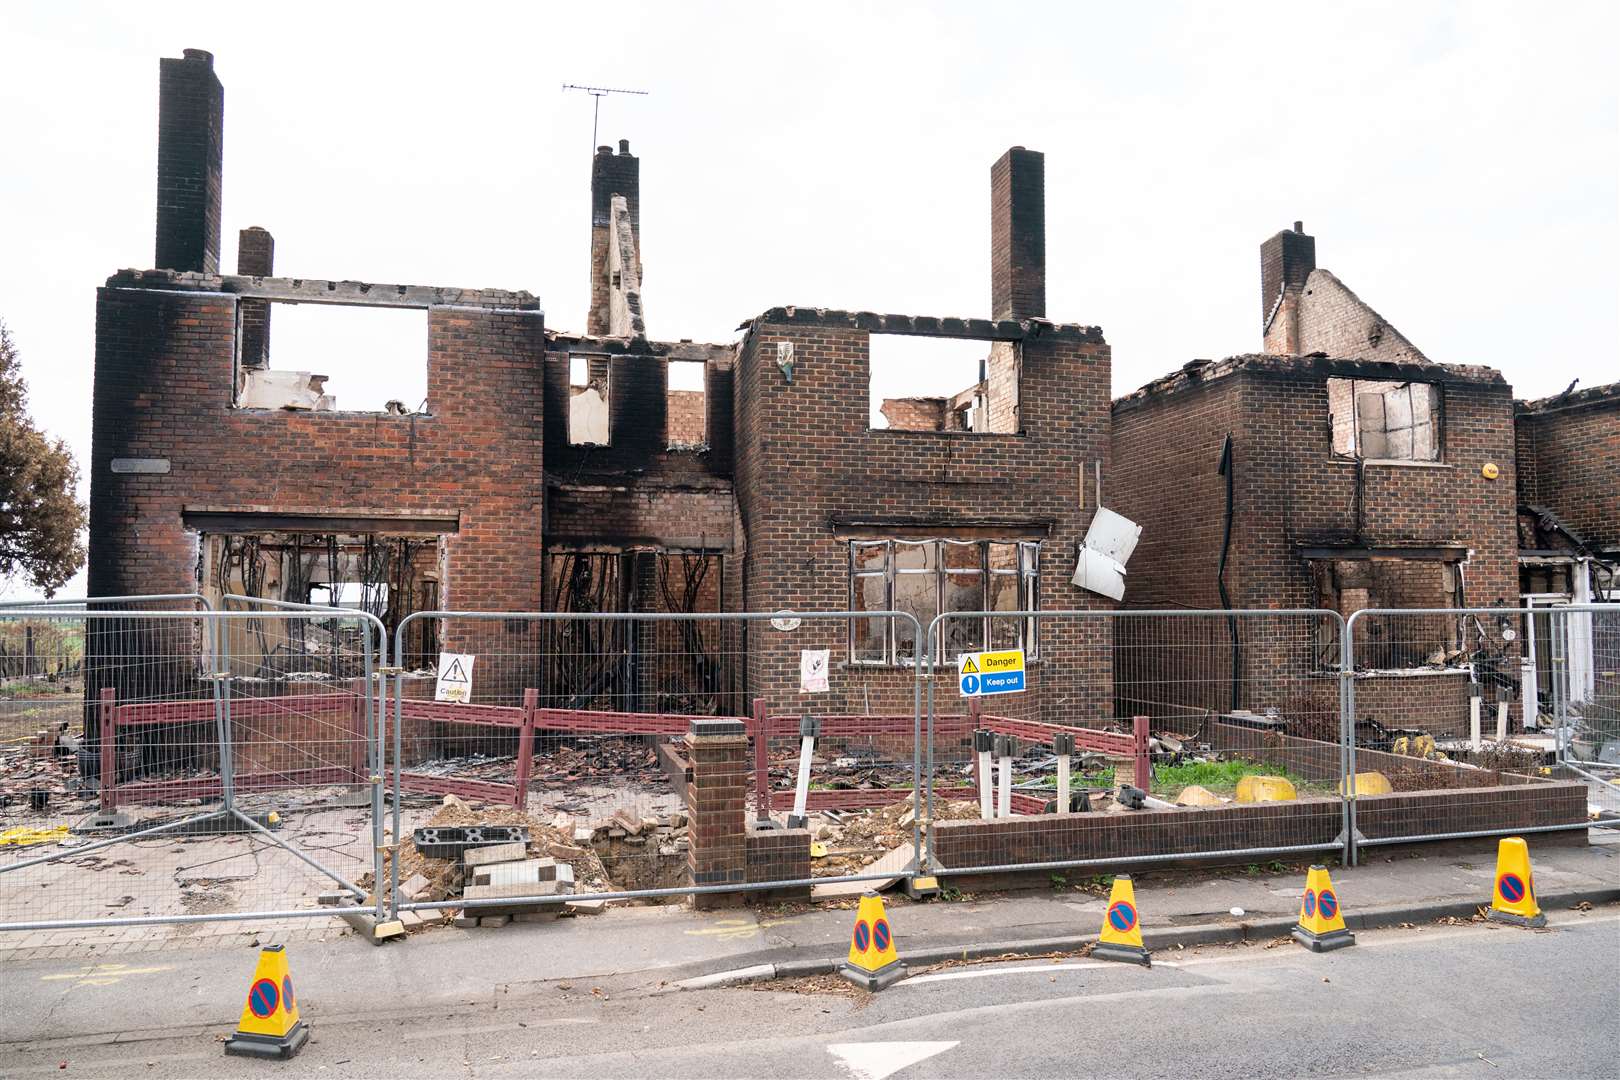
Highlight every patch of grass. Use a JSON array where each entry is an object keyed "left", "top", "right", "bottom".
[{"left": 1151, "top": 758, "right": 1310, "bottom": 795}]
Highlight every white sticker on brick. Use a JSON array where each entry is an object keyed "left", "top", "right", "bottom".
[{"left": 800, "top": 649, "right": 830, "bottom": 693}]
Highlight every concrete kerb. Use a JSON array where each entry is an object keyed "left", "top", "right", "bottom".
[{"left": 665, "top": 886, "right": 1620, "bottom": 991}]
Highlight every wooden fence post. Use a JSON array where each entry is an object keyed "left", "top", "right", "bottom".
[{"left": 513, "top": 688, "right": 538, "bottom": 808}]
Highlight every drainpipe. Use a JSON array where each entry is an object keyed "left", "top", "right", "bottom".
[{"left": 1216, "top": 435, "right": 1240, "bottom": 712}]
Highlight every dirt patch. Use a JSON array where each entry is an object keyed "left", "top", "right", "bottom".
[
  {"left": 813, "top": 799, "right": 981, "bottom": 877},
  {"left": 753, "top": 973, "right": 873, "bottom": 1005}
]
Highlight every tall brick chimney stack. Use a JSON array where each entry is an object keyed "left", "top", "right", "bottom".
[
  {"left": 237, "top": 227, "right": 274, "bottom": 368},
  {"left": 588, "top": 139, "right": 640, "bottom": 336},
  {"left": 990, "top": 147, "right": 1045, "bottom": 321},
  {"left": 155, "top": 49, "right": 224, "bottom": 274},
  {"left": 1260, "top": 221, "right": 1315, "bottom": 354}
]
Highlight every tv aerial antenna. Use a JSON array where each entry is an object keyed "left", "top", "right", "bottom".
[{"left": 562, "top": 83, "right": 649, "bottom": 149}]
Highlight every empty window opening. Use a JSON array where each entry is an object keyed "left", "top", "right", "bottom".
[
  {"left": 1311, "top": 555, "right": 1464, "bottom": 670},
  {"left": 868, "top": 335, "right": 1019, "bottom": 433},
  {"left": 541, "top": 550, "right": 734, "bottom": 714},
  {"left": 666, "top": 360, "right": 707, "bottom": 449},
  {"left": 849, "top": 539, "right": 1038, "bottom": 666},
  {"left": 1328, "top": 378, "right": 1442, "bottom": 461},
  {"left": 569, "top": 355, "right": 611, "bottom": 446},
  {"left": 200, "top": 531, "right": 441, "bottom": 672},
  {"left": 236, "top": 303, "right": 428, "bottom": 414}
]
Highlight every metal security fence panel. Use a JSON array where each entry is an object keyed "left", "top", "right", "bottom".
[
  {"left": 0, "top": 607, "right": 385, "bottom": 935},
  {"left": 1343, "top": 606, "right": 1609, "bottom": 859},
  {"left": 923, "top": 609, "right": 1351, "bottom": 877},
  {"left": 388, "top": 610, "right": 925, "bottom": 917}
]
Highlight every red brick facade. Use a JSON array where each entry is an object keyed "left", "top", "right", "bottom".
[
  {"left": 734, "top": 309, "right": 1114, "bottom": 721},
  {"left": 89, "top": 283, "right": 548, "bottom": 614},
  {"left": 1110, "top": 355, "right": 1523, "bottom": 732}
]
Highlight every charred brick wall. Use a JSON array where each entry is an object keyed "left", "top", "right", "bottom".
[
  {"left": 541, "top": 346, "right": 735, "bottom": 549},
  {"left": 88, "top": 287, "right": 547, "bottom": 616},
  {"left": 1110, "top": 358, "right": 1521, "bottom": 728},
  {"left": 1516, "top": 386, "right": 1620, "bottom": 551},
  {"left": 155, "top": 50, "right": 224, "bottom": 274},
  {"left": 734, "top": 309, "right": 1113, "bottom": 722}
]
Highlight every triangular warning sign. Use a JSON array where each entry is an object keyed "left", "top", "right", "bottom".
[
  {"left": 961, "top": 657, "right": 979, "bottom": 674},
  {"left": 441, "top": 658, "right": 469, "bottom": 684}
]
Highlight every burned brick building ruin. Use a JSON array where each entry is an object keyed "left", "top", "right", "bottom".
[
  {"left": 89, "top": 51, "right": 1113, "bottom": 723},
  {"left": 89, "top": 50, "right": 1613, "bottom": 733}
]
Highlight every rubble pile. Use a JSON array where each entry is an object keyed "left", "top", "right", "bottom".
[
  {"left": 812, "top": 799, "right": 979, "bottom": 877},
  {"left": 535, "top": 739, "right": 668, "bottom": 786},
  {"left": 0, "top": 722, "right": 91, "bottom": 818}
]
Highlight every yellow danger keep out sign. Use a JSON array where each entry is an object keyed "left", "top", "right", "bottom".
[{"left": 957, "top": 649, "right": 1027, "bottom": 696}]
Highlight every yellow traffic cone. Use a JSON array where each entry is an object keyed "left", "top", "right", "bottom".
[
  {"left": 1292, "top": 865, "right": 1355, "bottom": 952},
  {"left": 223, "top": 945, "right": 309, "bottom": 1059},
  {"left": 837, "top": 891, "right": 907, "bottom": 991},
  {"left": 1092, "top": 875, "right": 1151, "bottom": 966},
  {"left": 1486, "top": 837, "right": 1546, "bottom": 928}
]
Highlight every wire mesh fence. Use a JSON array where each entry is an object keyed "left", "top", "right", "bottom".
[
  {"left": 5, "top": 597, "right": 1610, "bottom": 936},
  {"left": 386, "top": 610, "right": 926, "bottom": 917},
  {"left": 1344, "top": 606, "right": 1610, "bottom": 860},
  {"left": 921, "top": 610, "right": 1351, "bottom": 877},
  {"left": 0, "top": 607, "right": 384, "bottom": 934}
]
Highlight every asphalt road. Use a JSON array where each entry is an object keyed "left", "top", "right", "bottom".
[{"left": 3, "top": 911, "right": 1617, "bottom": 1079}]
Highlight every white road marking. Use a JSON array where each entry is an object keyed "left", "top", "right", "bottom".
[{"left": 827, "top": 1041, "right": 959, "bottom": 1080}]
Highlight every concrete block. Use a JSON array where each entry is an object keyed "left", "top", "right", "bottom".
[
  {"left": 400, "top": 873, "right": 432, "bottom": 900},
  {"left": 473, "top": 859, "right": 554, "bottom": 887},
  {"left": 563, "top": 898, "right": 609, "bottom": 916},
  {"left": 479, "top": 915, "right": 511, "bottom": 928},
  {"left": 464, "top": 880, "right": 562, "bottom": 901},
  {"left": 454, "top": 914, "right": 480, "bottom": 928},
  {"left": 464, "top": 841, "right": 529, "bottom": 867}
]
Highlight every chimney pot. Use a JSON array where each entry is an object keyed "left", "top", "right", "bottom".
[
  {"left": 182, "top": 48, "right": 214, "bottom": 65},
  {"left": 1294, "top": 220, "right": 1304, "bottom": 233},
  {"left": 597, "top": 144, "right": 613, "bottom": 155},
  {"left": 619, "top": 138, "right": 630, "bottom": 154}
]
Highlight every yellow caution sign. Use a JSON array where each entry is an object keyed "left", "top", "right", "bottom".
[
  {"left": 223, "top": 945, "right": 309, "bottom": 1059},
  {"left": 837, "top": 891, "right": 907, "bottom": 991},
  {"left": 1092, "top": 875, "right": 1151, "bottom": 966},
  {"left": 960, "top": 656, "right": 980, "bottom": 674},
  {"left": 1292, "top": 865, "right": 1355, "bottom": 952},
  {"left": 1486, "top": 836, "right": 1546, "bottom": 928}
]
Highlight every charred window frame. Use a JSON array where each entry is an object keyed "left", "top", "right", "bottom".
[
  {"left": 568, "top": 355, "right": 612, "bottom": 446},
  {"left": 1310, "top": 554, "right": 1467, "bottom": 671},
  {"left": 1328, "top": 378, "right": 1443, "bottom": 462},
  {"left": 848, "top": 540, "right": 1039, "bottom": 666}
]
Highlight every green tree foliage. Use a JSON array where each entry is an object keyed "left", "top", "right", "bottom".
[{"left": 0, "top": 321, "right": 86, "bottom": 595}]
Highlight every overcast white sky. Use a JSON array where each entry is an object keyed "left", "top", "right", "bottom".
[{"left": 1, "top": 1, "right": 1616, "bottom": 597}]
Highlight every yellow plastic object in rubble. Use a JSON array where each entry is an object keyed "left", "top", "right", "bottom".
[
  {"left": 1235, "top": 775, "right": 1297, "bottom": 803},
  {"left": 0, "top": 825, "right": 69, "bottom": 847},
  {"left": 1337, "top": 771, "right": 1393, "bottom": 797},
  {"left": 1175, "top": 785, "right": 1223, "bottom": 807},
  {"left": 1391, "top": 734, "right": 1437, "bottom": 759},
  {"left": 809, "top": 841, "right": 829, "bottom": 858}
]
